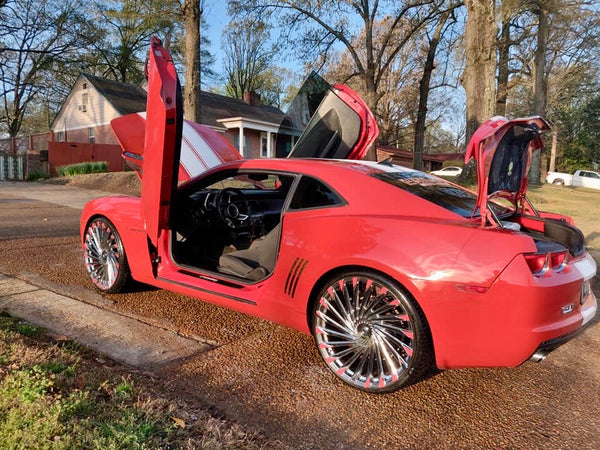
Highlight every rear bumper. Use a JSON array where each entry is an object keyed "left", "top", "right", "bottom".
[
  {"left": 425, "top": 252, "right": 597, "bottom": 369},
  {"left": 529, "top": 297, "right": 597, "bottom": 362}
]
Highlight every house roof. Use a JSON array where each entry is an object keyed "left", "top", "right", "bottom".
[
  {"left": 82, "top": 74, "right": 284, "bottom": 129},
  {"left": 197, "top": 91, "right": 283, "bottom": 128},
  {"left": 84, "top": 74, "right": 147, "bottom": 115}
]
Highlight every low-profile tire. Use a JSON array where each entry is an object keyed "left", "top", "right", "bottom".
[
  {"left": 553, "top": 179, "right": 564, "bottom": 185},
  {"left": 311, "top": 270, "right": 433, "bottom": 393},
  {"left": 83, "top": 217, "right": 131, "bottom": 293}
]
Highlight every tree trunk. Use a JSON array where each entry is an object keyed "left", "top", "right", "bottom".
[
  {"left": 495, "top": 13, "right": 510, "bottom": 117},
  {"left": 413, "top": 12, "right": 449, "bottom": 171},
  {"left": 529, "top": 1, "right": 550, "bottom": 185},
  {"left": 364, "top": 73, "right": 379, "bottom": 161},
  {"left": 181, "top": 0, "right": 201, "bottom": 122},
  {"left": 549, "top": 127, "right": 558, "bottom": 173},
  {"left": 463, "top": 0, "right": 497, "bottom": 143}
]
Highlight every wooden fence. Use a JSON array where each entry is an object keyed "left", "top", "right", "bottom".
[{"left": 48, "top": 141, "right": 124, "bottom": 175}]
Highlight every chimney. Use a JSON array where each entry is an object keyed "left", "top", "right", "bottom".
[{"left": 243, "top": 91, "right": 261, "bottom": 106}]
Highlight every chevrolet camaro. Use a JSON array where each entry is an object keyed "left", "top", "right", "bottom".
[{"left": 80, "top": 38, "right": 597, "bottom": 393}]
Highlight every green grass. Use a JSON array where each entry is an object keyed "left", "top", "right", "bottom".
[
  {"left": 0, "top": 313, "right": 264, "bottom": 449},
  {"left": 56, "top": 161, "right": 109, "bottom": 177}
]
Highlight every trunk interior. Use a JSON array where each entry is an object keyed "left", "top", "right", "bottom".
[{"left": 507, "top": 214, "right": 585, "bottom": 256}]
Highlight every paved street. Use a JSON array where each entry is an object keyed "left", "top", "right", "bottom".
[{"left": 1, "top": 181, "right": 599, "bottom": 449}]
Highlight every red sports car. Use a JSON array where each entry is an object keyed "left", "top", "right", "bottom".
[{"left": 80, "top": 38, "right": 597, "bottom": 393}]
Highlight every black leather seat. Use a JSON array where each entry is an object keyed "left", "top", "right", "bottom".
[{"left": 217, "top": 224, "right": 281, "bottom": 281}]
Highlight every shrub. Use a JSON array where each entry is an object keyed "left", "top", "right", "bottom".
[
  {"left": 26, "top": 171, "right": 45, "bottom": 181},
  {"left": 56, "top": 161, "right": 109, "bottom": 177}
]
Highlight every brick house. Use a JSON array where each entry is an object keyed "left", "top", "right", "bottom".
[{"left": 51, "top": 74, "right": 284, "bottom": 160}]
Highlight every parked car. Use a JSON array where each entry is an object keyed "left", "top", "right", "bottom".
[
  {"left": 430, "top": 166, "right": 462, "bottom": 177},
  {"left": 546, "top": 169, "right": 600, "bottom": 190},
  {"left": 80, "top": 38, "right": 597, "bottom": 393}
]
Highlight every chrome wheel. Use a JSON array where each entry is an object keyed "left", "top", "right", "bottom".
[
  {"left": 313, "top": 273, "right": 431, "bottom": 392},
  {"left": 83, "top": 217, "right": 129, "bottom": 292}
]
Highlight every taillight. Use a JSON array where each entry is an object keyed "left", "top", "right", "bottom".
[
  {"left": 549, "top": 250, "right": 568, "bottom": 271},
  {"left": 524, "top": 253, "right": 548, "bottom": 275},
  {"left": 524, "top": 250, "right": 568, "bottom": 276}
]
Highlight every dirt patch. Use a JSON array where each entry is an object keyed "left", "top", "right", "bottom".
[{"left": 43, "top": 172, "right": 140, "bottom": 196}]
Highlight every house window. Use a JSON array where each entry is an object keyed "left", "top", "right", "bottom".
[
  {"left": 260, "top": 133, "right": 268, "bottom": 158},
  {"left": 82, "top": 82, "right": 87, "bottom": 89},
  {"left": 81, "top": 93, "right": 88, "bottom": 105},
  {"left": 57, "top": 131, "right": 65, "bottom": 142},
  {"left": 88, "top": 127, "right": 95, "bottom": 144},
  {"left": 235, "top": 134, "right": 250, "bottom": 157}
]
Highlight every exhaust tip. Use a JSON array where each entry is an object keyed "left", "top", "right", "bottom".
[{"left": 529, "top": 350, "right": 549, "bottom": 363}]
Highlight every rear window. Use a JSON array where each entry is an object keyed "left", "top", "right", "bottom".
[{"left": 371, "top": 171, "right": 481, "bottom": 218}]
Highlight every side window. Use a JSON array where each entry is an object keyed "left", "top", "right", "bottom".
[{"left": 289, "top": 176, "right": 343, "bottom": 210}]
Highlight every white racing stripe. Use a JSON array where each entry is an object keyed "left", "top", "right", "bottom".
[
  {"left": 180, "top": 121, "right": 222, "bottom": 178},
  {"left": 137, "top": 112, "right": 221, "bottom": 179}
]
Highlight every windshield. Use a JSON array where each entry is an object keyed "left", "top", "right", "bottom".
[{"left": 371, "top": 170, "right": 511, "bottom": 218}]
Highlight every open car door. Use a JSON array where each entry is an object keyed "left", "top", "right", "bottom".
[
  {"left": 465, "top": 116, "right": 550, "bottom": 226},
  {"left": 110, "top": 38, "right": 242, "bottom": 246},
  {"left": 278, "top": 72, "right": 379, "bottom": 160},
  {"left": 139, "top": 36, "right": 181, "bottom": 247}
]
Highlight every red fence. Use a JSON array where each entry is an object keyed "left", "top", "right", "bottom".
[{"left": 48, "top": 141, "right": 124, "bottom": 175}]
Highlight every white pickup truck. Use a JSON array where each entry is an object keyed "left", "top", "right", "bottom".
[{"left": 546, "top": 169, "right": 600, "bottom": 190}]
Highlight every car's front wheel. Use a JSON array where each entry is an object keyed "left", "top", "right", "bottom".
[
  {"left": 83, "top": 217, "right": 130, "bottom": 293},
  {"left": 311, "top": 271, "right": 433, "bottom": 393}
]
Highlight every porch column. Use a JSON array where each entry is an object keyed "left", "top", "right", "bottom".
[
  {"left": 239, "top": 126, "right": 244, "bottom": 157},
  {"left": 267, "top": 131, "right": 272, "bottom": 158}
]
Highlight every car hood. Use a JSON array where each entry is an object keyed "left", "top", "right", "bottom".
[{"left": 464, "top": 116, "right": 550, "bottom": 224}]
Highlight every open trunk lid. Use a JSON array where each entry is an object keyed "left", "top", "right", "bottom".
[{"left": 465, "top": 116, "right": 550, "bottom": 226}]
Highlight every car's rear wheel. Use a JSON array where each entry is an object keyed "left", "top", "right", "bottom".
[
  {"left": 553, "top": 179, "right": 565, "bottom": 185},
  {"left": 311, "top": 271, "right": 433, "bottom": 393},
  {"left": 83, "top": 217, "right": 130, "bottom": 293}
]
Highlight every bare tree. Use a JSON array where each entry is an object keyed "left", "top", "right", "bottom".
[
  {"left": 231, "top": 0, "right": 449, "bottom": 160},
  {"left": 413, "top": 2, "right": 461, "bottom": 170},
  {"left": 222, "top": 20, "right": 273, "bottom": 100},
  {"left": 0, "top": 0, "right": 87, "bottom": 145}
]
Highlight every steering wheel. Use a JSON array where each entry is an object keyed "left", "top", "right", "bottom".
[{"left": 216, "top": 188, "right": 250, "bottom": 229}]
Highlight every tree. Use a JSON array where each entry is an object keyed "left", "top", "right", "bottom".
[
  {"left": 181, "top": 0, "right": 202, "bottom": 121},
  {"left": 90, "top": 0, "right": 178, "bottom": 84},
  {"left": 230, "top": 0, "right": 449, "bottom": 160},
  {"left": 528, "top": 0, "right": 551, "bottom": 184},
  {"left": 0, "top": 0, "right": 88, "bottom": 144},
  {"left": 504, "top": 0, "right": 599, "bottom": 179},
  {"left": 413, "top": 3, "right": 461, "bottom": 170},
  {"left": 222, "top": 20, "right": 273, "bottom": 100},
  {"left": 463, "top": 0, "right": 497, "bottom": 143}
]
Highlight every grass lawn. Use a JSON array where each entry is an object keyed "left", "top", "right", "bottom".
[
  {"left": 528, "top": 184, "right": 600, "bottom": 253},
  {"left": 0, "top": 312, "right": 267, "bottom": 449}
]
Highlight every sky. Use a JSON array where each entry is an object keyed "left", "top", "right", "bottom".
[{"left": 202, "top": 0, "right": 229, "bottom": 78}]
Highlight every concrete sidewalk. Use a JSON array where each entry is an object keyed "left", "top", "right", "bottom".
[
  {"left": 0, "top": 274, "right": 209, "bottom": 369},
  {"left": 0, "top": 181, "right": 118, "bottom": 210}
]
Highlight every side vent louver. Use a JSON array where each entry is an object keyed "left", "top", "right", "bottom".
[{"left": 285, "top": 257, "right": 309, "bottom": 298}]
